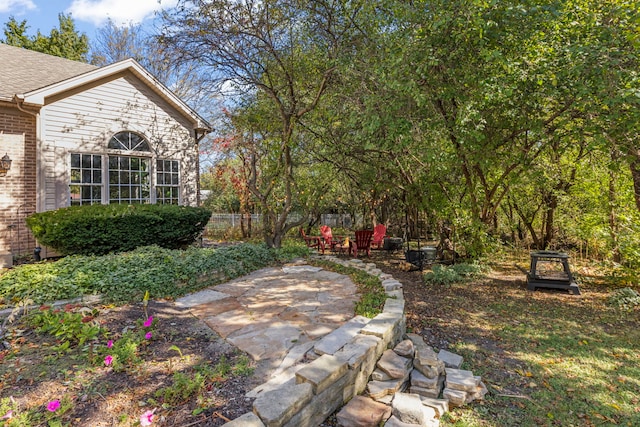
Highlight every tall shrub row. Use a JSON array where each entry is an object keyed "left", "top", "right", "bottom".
[{"left": 26, "top": 204, "right": 212, "bottom": 255}]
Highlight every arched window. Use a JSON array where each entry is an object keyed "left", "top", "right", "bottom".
[
  {"left": 70, "top": 131, "right": 179, "bottom": 206},
  {"left": 108, "top": 131, "right": 150, "bottom": 151}
]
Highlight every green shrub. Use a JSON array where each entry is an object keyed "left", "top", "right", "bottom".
[
  {"left": 423, "top": 262, "right": 488, "bottom": 286},
  {"left": 26, "top": 204, "right": 212, "bottom": 255},
  {"left": 608, "top": 287, "right": 640, "bottom": 311}
]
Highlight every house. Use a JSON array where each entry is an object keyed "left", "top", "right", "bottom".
[{"left": 0, "top": 43, "right": 211, "bottom": 267}]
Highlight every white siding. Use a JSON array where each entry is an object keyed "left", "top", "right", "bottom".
[{"left": 40, "top": 72, "right": 198, "bottom": 209}]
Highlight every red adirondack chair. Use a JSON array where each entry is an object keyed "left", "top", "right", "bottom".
[
  {"left": 300, "top": 227, "right": 324, "bottom": 253},
  {"left": 320, "top": 225, "right": 343, "bottom": 253},
  {"left": 372, "top": 224, "right": 387, "bottom": 249},
  {"left": 352, "top": 229, "right": 374, "bottom": 258}
]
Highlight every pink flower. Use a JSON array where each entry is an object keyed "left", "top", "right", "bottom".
[
  {"left": 145, "top": 332, "right": 152, "bottom": 340},
  {"left": 47, "top": 400, "right": 60, "bottom": 412},
  {"left": 143, "top": 316, "right": 153, "bottom": 328},
  {"left": 1, "top": 410, "right": 13, "bottom": 420},
  {"left": 107, "top": 340, "right": 114, "bottom": 348},
  {"left": 140, "top": 409, "right": 155, "bottom": 426},
  {"left": 104, "top": 355, "right": 113, "bottom": 366}
]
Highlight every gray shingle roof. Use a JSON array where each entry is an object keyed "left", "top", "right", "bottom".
[{"left": 0, "top": 43, "right": 97, "bottom": 101}]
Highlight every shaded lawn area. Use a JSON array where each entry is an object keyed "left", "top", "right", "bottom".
[{"left": 373, "top": 252, "right": 640, "bottom": 427}]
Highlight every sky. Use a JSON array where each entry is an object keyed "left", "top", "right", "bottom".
[{"left": 0, "top": 0, "right": 178, "bottom": 40}]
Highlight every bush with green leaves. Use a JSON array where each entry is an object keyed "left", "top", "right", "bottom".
[
  {"left": 0, "top": 243, "right": 311, "bottom": 308},
  {"left": 28, "top": 305, "right": 103, "bottom": 348},
  {"left": 26, "top": 204, "right": 212, "bottom": 255},
  {"left": 423, "top": 262, "right": 488, "bottom": 286},
  {"left": 608, "top": 287, "right": 640, "bottom": 311}
]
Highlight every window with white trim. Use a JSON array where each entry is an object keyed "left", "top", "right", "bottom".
[
  {"left": 69, "top": 131, "right": 181, "bottom": 205},
  {"left": 156, "top": 159, "right": 180, "bottom": 205},
  {"left": 70, "top": 153, "right": 102, "bottom": 205}
]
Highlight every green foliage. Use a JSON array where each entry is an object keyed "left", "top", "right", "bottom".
[
  {"left": 0, "top": 243, "right": 304, "bottom": 308},
  {"left": 0, "top": 397, "right": 31, "bottom": 426},
  {"left": 28, "top": 305, "right": 103, "bottom": 348},
  {"left": 156, "top": 372, "right": 206, "bottom": 406},
  {"left": 423, "top": 263, "right": 488, "bottom": 286},
  {"left": 101, "top": 331, "right": 144, "bottom": 371},
  {"left": 309, "top": 259, "right": 386, "bottom": 318},
  {"left": 608, "top": 287, "right": 640, "bottom": 311},
  {"left": 2, "top": 14, "right": 89, "bottom": 61},
  {"left": 26, "top": 204, "right": 212, "bottom": 256},
  {"left": 232, "top": 354, "right": 254, "bottom": 377}
]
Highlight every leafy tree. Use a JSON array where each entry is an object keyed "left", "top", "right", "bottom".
[
  {"left": 161, "top": 0, "right": 364, "bottom": 248},
  {"left": 1, "top": 14, "right": 89, "bottom": 61}
]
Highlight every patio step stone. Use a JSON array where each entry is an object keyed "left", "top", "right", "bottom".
[
  {"left": 222, "top": 256, "right": 486, "bottom": 427},
  {"left": 311, "top": 315, "right": 370, "bottom": 357}
]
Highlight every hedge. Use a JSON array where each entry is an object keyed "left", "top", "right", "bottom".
[{"left": 26, "top": 204, "right": 212, "bottom": 256}]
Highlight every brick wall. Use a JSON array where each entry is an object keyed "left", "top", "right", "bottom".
[{"left": 0, "top": 105, "right": 38, "bottom": 261}]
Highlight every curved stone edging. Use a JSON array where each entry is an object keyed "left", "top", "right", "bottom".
[{"left": 222, "top": 256, "right": 406, "bottom": 427}]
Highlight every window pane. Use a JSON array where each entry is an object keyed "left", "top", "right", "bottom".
[
  {"left": 93, "top": 170, "right": 102, "bottom": 183},
  {"left": 82, "top": 170, "right": 91, "bottom": 183},
  {"left": 110, "top": 187, "right": 119, "bottom": 199},
  {"left": 71, "top": 169, "right": 81, "bottom": 183},
  {"left": 120, "top": 157, "right": 130, "bottom": 170},
  {"left": 71, "top": 154, "right": 80, "bottom": 168},
  {"left": 92, "top": 156, "right": 101, "bottom": 168},
  {"left": 82, "top": 154, "right": 92, "bottom": 168},
  {"left": 92, "top": 186, "right": 102, "bottom": 200},
  {"left": 120, "top": 171, "right": 130, "bottom": 184},
  {"left": 121, "top": 187, "right": 130, "bottom": 199},
  {"left": 171, "top": 174, "right": 178, "bottom": 185},
  {"left": 171, "top": 162, "right": 179, "bottom": 172},
  {"left": 109, "top": 156, "right": 118, "bottom": 168},
  {"left": 109, "top": 132, "right": 149, "bottom": 152},
  {"left": 70, "top": 185, "right": 80, "bottom": 199},
  {"left": 131, "top": 158, "right": 139, "bottom": 170}
]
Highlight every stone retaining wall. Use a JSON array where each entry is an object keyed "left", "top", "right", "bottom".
[{"left": 222, "top": 257, "right": 405, "bottom": 427}]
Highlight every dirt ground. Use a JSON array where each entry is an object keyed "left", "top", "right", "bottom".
[{"left": 2, "top": 250, "right": 532, "bottom": 426}]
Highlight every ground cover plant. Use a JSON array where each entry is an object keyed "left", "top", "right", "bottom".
[{"left": 0, "top": 243, "right": 310, "bottom": 309}]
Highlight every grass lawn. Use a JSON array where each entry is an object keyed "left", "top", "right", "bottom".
[{"left": 386, "top": 253, "right": 640, "bottom": 427}]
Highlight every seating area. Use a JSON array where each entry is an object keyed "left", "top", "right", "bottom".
[{"left": 301, "top": 224, "right": 390, "bottom": 258}]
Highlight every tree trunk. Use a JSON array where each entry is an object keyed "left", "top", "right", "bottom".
[
  {"left": 630, "top": 148, "right": 640, "bottom": 213},
  {"left": 541, "top": 191, "right": 557, "bottom": 249},
  {"left": 609, "top": 151, "right": 621, "bottom": 263}
]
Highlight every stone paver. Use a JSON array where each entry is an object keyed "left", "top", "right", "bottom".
[{"left": 178, "top": 260, "right": 360, "bottom": 383}]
